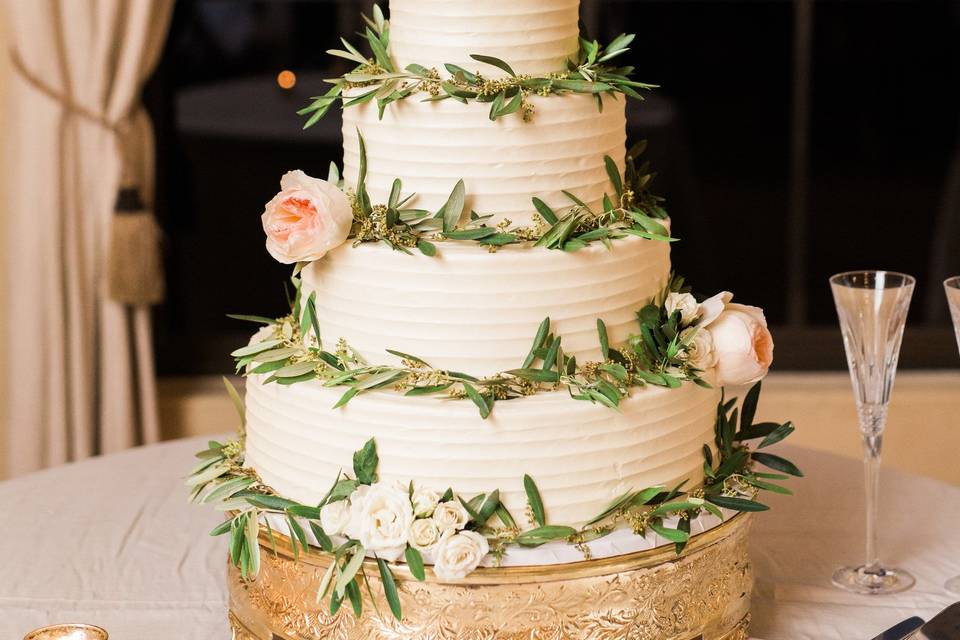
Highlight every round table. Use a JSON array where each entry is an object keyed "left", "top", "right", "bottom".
[{"left": 2, "top": 438, "right": 957, "bottom": 640}]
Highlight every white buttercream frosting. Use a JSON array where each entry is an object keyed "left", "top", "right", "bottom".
[
  {"left": 302, "top": 234, "right": 670, "bottom": 376},
  {"left": 244, "top": 374, "right": 720, "bottom": 529},
  {"left": 388, "top": 0, "right": 581, "bottom": 76},
  {"left": 233, "top": 0, "right": 754, "bottom": 572},
  {"left": 341, "top": 91, "right": 627, "bottom": 227}
]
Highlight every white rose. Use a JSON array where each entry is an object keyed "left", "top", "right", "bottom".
[
  {"left": 319, "top": 499, "right": 352, "bottom": 536},
  {"left": 432, "top": 500, "right": 470, "bottom": 534},
  {"left": 351, "top": 482, "right": 413, "bottom": 561},
  {"left": 709, "top": 303, "right": 774, "bottom": 386},
  {"left": 411, "top": 486, "right": 441, "bottom": 518},
  {"left": 408, "top": 518, "right": 441, "bottom": 551},
  {"left": 261, "top": 170, "right": 353, "bottom": 264},
  {"left": 664, "top": 292, "right": 701, "bottom": 326},
  {"left": 343, "top": 484, "right": 370, "bottom": 541},
  {"left": 681, "top": 327, "right": 717, "bottom": 371},
  {"left": 433, "top": 530, "right": 490, "bottom": 582}
]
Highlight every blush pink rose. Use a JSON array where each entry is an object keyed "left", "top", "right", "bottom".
[
  {"left": 261, "top": 170, "right": 353, "bottom": 264},
  {"left": 708, "top": 303, "right": 774, "bottom": 386}
]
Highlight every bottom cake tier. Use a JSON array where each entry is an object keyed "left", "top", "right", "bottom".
[
  {"left": 244, "top": 374, "right": 722, "bottom": 530},
  {"left": 228, "top": 512, "right": 753, "bottom": 640}
]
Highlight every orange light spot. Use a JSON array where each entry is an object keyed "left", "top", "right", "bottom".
[{"left": 277, "top": 70, "right": 296, "bottom": 90}]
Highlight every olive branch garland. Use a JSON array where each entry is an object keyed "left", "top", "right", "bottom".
[
  {"left": 188, "top": 378, "right": 799, "bottom": 622},
  {"left": 334, "top": 133, "right": 673, "bottom": 258},
  {"left": 298, "top": 6, "right": 656, "bottom": 128},
  {"left": 228, "top": 274, "right": 711, "bottom": 420}
]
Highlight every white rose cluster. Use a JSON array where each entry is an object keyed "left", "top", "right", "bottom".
[
  {"left": 423, "top": 497, "right": 491, "bottom": 580},
  {"left": 322, "top": 481, "right": 490, "bottom": 581},
  {"left": 669, "top": 291, "right": 775, "bottom": 387}
]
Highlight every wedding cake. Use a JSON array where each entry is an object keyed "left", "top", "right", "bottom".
[{"left": 189, "top": 3, "right": 799, "bottom": 638}]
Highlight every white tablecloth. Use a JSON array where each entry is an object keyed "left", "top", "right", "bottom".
[{"left": 2, "top": 437, "right": 957, "bottom": 640}]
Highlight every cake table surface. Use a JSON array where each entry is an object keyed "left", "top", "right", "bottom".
[{"left": 2, "top": 437, "right": 957, "bottom": 640}]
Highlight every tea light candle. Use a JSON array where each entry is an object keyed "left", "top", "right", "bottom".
[{"left": 23, "top": 624, "right": 108, "bottom": 640}]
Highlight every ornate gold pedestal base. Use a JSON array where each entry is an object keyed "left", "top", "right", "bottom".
[{"left": 228, "top": 514, "right": 753, "bottom": 640}]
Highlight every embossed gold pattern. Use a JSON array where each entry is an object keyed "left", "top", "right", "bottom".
[
  {"left": 229, "top": 514, "right": 753, "bottom": 639},
  {"left": 228, "top": 613, "right": 258, "bottom": 640}
]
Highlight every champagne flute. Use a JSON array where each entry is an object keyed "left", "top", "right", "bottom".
[
  {"left": 830, "top": 270, "right": 916, "bottom": 594},
  {"left": 944, "top": 276, "right": 960, "bottom": 595}
]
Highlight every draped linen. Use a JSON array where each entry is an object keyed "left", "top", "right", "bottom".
[{"left": 4, "top": 0, "right": 173, "bottom": 475}]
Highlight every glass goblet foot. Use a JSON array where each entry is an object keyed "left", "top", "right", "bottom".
[{"left": 831, "top": 564, "right": 915, "bottom": 595}]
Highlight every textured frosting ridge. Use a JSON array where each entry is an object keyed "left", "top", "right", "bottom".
[
  {"left": 342, "top": 92, "right": 627, "bottom": 227},
  {"left": 389, "top": 0, "right": 581, "bottom": 76},
  {"left": 303, "top": 234, "right": 670, "bottom": 376},
  {"left": 244, "top": 374, "right": 720, "bottom": 529}
]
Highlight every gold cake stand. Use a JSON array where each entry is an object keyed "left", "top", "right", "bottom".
[{"left": 228, "top": 513, "right": 753, "bottom": 640}]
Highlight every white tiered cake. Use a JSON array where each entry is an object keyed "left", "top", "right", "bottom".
[{"left": 189, "top": 2, "right": 798, "bottom": 638}]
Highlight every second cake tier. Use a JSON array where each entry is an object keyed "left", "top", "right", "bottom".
[{"left": 342, "top": 92, "right": 627, "bottom": 227}]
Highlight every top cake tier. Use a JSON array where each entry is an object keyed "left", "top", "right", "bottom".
[{"left": 389, "top": 0, "right": 581, "bottom": 76}]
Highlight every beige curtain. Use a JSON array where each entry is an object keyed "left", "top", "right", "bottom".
[{"left": 4, "top": 0, "right": 173, "bottom": 475}]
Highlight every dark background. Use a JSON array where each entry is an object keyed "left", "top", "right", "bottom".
[{"left": 145, "top": 0, "right": 960, "bottom": 375}]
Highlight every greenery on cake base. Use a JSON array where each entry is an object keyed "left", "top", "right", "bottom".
[
  {"left": 229, "top": 274, "right": 710, "bottom": 419},
  {"left": 337, "top": 133, "right": 672, "bottom": 257},
  {"left": 299, "top": 6, "right": 656, "bottom": 127},
  {"left": 188, "top": 379, "right": 798, "bottom": 621}
]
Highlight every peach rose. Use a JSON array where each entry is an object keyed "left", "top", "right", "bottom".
[
  {"left": 708, "top": 303, "right": 774, "bottom": 386},
  {"left": 697, "top": 291, "right": 733, "bottom": 328},
  {"left": 261, "top": 170, "right": 352, "bottom": 264}
]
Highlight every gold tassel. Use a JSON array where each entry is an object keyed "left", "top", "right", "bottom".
[
  {"left": 108, "top": 187, "right": 165, "bottom": 305},
  {"left": 9, "top": 49, "right": 166, "bottom": 306}
]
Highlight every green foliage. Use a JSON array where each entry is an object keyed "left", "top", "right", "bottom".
[
  {"left": 625, "top": 274, "right": 708, "bottom": 389},
  {"left": 702, "top": 382, "right": 801, "bottom": 514},
  {"left": 377, "top": 557, "right": 402, "bottom": 619},
  {"left": 523, "top": 475, "right": 546, "bottom": 527},
  {"left": 345, "top": 133, "right": 672, "bottom": 256},
  {"left": 404, "top": 546, "right": 425, "bottom": 581},
  {"left": 516, "top": 525, "right": 577, "bottom": 547},
  {"left": 353, "top": 438, "right": 379, "bottom": 485},
  {"left": 228, "top": 273, "right": 734, "bottom": 419}
]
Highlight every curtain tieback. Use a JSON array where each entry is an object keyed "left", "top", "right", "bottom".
[{"left": 9, "top": 48, "right": 165, "bottom": 306}]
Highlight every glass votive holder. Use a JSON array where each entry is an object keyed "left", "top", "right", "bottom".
[{"left": 23, "top": 624, "right": 108, "bottom": 640}]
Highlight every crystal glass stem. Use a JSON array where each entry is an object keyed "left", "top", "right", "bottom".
[{"left": 862, "top": 428, "right": 882, "bottom": 574}]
